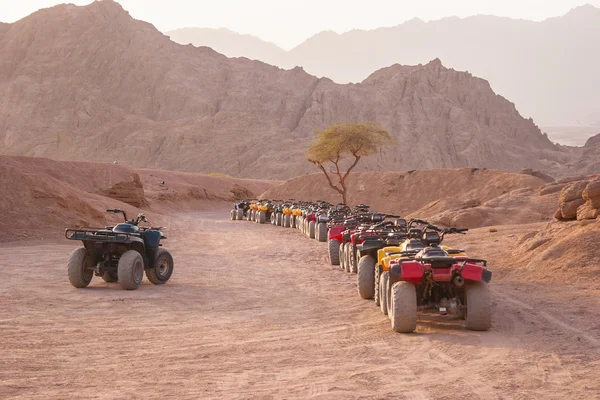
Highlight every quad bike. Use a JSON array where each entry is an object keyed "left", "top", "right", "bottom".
[
  {"left": 314, "top": 202, "right": 333, "bottom": 242},
  {"left": 231, "top": 200, "right": 250, "bottom": 221},
  {"left": 291, "top": 203, "right": 302, "bottom": 229},
  {"left": 255, "top": 200, "right": 274, "bottom": 224},
  {"left": 247, "top": 201, "right": 259, "bottom": 222},
  {"left": 282, "top": 203, "right": 294, "bottom": 228},
  {"left": 325, "top": 204, "right": 351, "bottom": 265},
  {"left": 353, "top": 217, "right": 404, "bottom": 297},
  {"left": 65, "top": 209, "right": 173, "bottom": 290},
  {"left": 271, "top": 200, "right": 283, "bottom": 226},
  {"left": 371, "top": 220, "right": 461, "bottom": 310},
  {"left": 376, "top": 224, "right": 491, "bottom": 332}
]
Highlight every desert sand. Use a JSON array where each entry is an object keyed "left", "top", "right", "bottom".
[{"left": 1, "top": 210, "right": 599, "bottom": 399}]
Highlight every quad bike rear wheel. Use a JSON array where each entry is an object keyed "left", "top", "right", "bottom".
[
  {"left": 284, "top": 214, "right": 291, "bottom": 228},
  {"left": 258, "top": 211, "right": 266, "bottom": 224},
  {"left": 118, "top": 250, "right": 144, "bottom": 290},
  {"left": 465, "top": 282, "right": 492, "bottom": 331},
  {"left": 308, "top": 221, "right": 316, "bottom": 239},
  {"left": 339, "top": 243, "right": 346, "bottom": 270},
  {"left": 390, "top": 281, "right": 417, "bottom": 333},
  {"left": 379, "top": 271, "right": 389, "bottom": 315},
  {"left": 276, "top": 213, "right": 282, "bottom": 226},
  {"left": 290, "top": 216, "right": 296, "bottom": 229},
  {"left": 237, "top": 209, "right": 244, "bottom": 220},
  {"left": 230, "top": 210, "right": 235, "bottom": 220},
  {"left": 68, "top": 248, "right": 93, "bottom": 288},
  {"left": 101, "top": 272, "right": 118, "bottom": 283},
  {"left": 328, "top": 239, "right": 340, "bottom": 265},
  {"left": 317, "top": 223, "right": 327, "bottom": 242},
  {"left": 146, "top": 248, "right": 174, "bottom": 285},
  {"left": 357, "top": 255, "right": 375, "bottom": 299}
]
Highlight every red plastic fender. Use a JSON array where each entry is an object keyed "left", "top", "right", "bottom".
[
  {"left": 329, "top": 225, "right": 344, "bottom": 242},
  {"left": 400, "top": 261, "right": 424, "bottom": 284},
  {"left": 461, "top": 263, "right": 484, "bottom": 282}
]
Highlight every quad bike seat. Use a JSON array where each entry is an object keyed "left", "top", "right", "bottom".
[
  {"left": 404, "top": 239, "right": 424, "bottom": 252},
  {"left": 418, "top": 247, "right": 456, "bottom": 267},
  {"left": 112, "top": 223, "right": 139, "bottom": 234},
  {"left": 422, "top": 231, "right": 441, "bottom": 246}
]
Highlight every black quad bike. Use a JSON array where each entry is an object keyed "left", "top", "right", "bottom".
[{"left": 65, "top": 209, "right": 174, "bottom": 290}]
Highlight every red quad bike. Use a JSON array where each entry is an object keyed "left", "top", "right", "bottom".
[
  {"left": 385, "top": 229, "right": 492, "bottom": 333},
  {"left": 325, "top": 205, "right": 351, "bottom": 265}
]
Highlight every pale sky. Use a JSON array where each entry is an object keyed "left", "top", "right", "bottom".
[{"left": 1, "top": 0, "right": 599, "bottom": 49}]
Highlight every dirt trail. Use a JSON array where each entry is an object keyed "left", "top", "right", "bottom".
[{"left": 1, "top": 211, "right": 599, "bottom": 399}]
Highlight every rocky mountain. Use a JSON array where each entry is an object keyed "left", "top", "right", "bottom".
[
  {"left": 0, "top": 0, "right": 577, "bottom": 179},
  {"left": 167, "top": 27, "right": 290, "bottom": 68},
  {"left": 573, "top": 133, "right": 600, "bottom": 174},
  {"left": 168, "top": 5, "right": 600, "bottom": 127}
]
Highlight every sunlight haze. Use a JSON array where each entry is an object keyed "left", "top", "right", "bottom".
[{"left": 1, "top": 0, "right": 599, "bottom": 49}]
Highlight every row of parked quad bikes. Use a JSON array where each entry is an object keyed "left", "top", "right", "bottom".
[{"left": 231, "top": 200, "right": 492, "bottom": 333}]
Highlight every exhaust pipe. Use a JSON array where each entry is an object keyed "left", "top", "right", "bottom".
[{"left": 453, "top": 275, "right": 465, "bottom": 287}]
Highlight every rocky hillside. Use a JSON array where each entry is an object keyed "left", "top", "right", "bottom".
[
  {"left": 0, "top": 0, "right": 573, "bottom": 179},
  {"left": 261, "top": 168, "right": 557, "bottom": 228},
  {"left": 0, "top": 155, "right": 275, "bottom": 242}
]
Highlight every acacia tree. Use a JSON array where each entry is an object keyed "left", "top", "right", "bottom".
[{"left": 307, "top": 121, "right": 391, "bottom": 205}]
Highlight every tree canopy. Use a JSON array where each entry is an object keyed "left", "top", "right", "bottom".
[{"left": 307, "top": 121, "right": 391, "bottom": 204}]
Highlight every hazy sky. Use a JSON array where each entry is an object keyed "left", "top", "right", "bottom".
[{"left": 2, "top": 0, "right": 599, "bottom": 49}]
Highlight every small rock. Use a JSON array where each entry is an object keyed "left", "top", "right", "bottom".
[{"left": 489, "top": 228, "right": 498, "bottom": 233}]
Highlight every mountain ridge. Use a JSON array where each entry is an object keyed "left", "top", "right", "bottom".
[
  {"left": 0, "top": 0, "right": 585, "bottom": 179},
  {"left": 167, "top": 4, "right": 600, "bottom": 126}
]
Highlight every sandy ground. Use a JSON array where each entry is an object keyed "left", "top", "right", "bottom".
[{"left": 1, "top": 211, "right": 600, "bottom": 399}]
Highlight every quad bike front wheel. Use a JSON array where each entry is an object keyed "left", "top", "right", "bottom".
[
  {"left": 67, "top": 248, "right": 94, "bottom": 288},
  {"left": 317, "top": 223, "right": 327, "bottom": 242},
  {"left": 118, "top": 250, "right": 144, "bottom": 290},
  {"left": 237, "top": 209, "right": 244, "bottom": 220},
  {"left": 465, "top": 282, "right": 492, "bottom": 331},
  {"left": 328, "top": 239, "right": 340, "bottom": 265},
  {"left": 146, "top": 248, "right": 174, "bottom": 285},
  {"left": 390, "top": 281, "right": 417, "bottom": 333},
  {"left": 357, "top": 255, "right": 375, "bottom": 299},
  {"left": 344, "top": 244, "right": 352, "bottom": 273},
  {"left": 258, "top": 211, "right": 266, "bottom": 224},
  {"left": 230, "top": 210, "right": 237, "bottom": 220},
  {"left": 339, "top": 243, "right": 346, "bottom": 270},
  {"left": 379, "top": 271, "right": 389, "bottom": 315}
]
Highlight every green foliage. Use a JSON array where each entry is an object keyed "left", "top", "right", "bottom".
[
  {"left": 306, "top": 121, "right": 391, "bottom": 204},
  {"left": 307, "top": 121, "right": 390, "bottom": 164}
]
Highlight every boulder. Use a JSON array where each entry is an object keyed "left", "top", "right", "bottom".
[
  {"left": 559, "top": 180, "right": 588, "bottom": 203},
  {"left": 560, "top": 198, "right": 585, "bottom": 220},
  {"left": 577, "top": 202, "right": 599, "bottom": 220},
  {"left": 583, "top": 178, "right": 600, "bottom": 202},
  {"left": 102, "top": 173, "right": 148, "bottom": 208}
]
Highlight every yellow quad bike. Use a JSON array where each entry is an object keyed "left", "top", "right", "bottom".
[
  {"left": 247, "top": 201, "right": 259, "bottom": 222},
  {"left": 281, "top": 204, "right": 294, "bottom": 228},
  {"left": 375, "top": 225, "right": 469, "bottom": 317},
  {"left": 255, "top": 200, "right": 274, "bottom": 224},
  {"left": 291, "top": 204, "right": 302, "bottom": 229}
]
